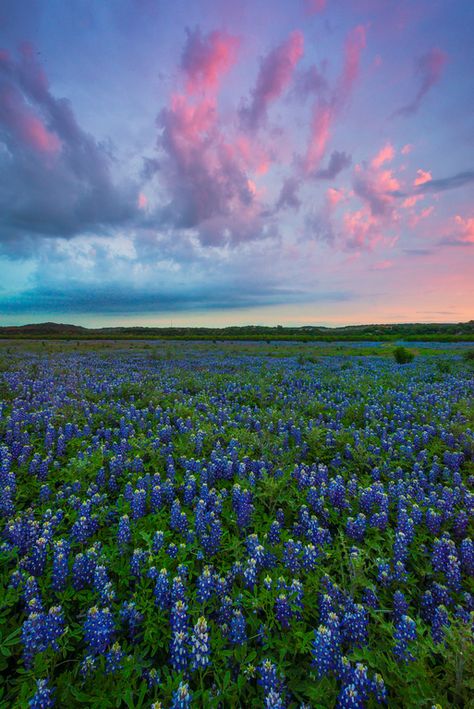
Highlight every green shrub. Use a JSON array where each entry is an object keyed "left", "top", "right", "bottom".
[{"left": 393, "top": 346, "right": 414, "bottom": 364}]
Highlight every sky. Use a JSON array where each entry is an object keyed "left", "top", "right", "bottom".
[{"left": 0, "top": 0, "right": 473, "bottom": 327}]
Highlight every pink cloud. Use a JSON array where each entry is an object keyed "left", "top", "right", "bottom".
[
  {"left": 304, "top": 0, "right": 326, "bottom": 14},
  {"left": 180, "top": 28, "right": 239, "bottom": 95},
  {"left": 453, "top": 215, "right": 474, "bottom": 244},
  {"left": 371, "top": 142, "right": 394, "bottom": 169},
  {"left": 353, "top": 162, "right": 400, "bottom": 217},
  {"left": 326, "top": 187, "right": 344, "bottom": 208},
  {"left": 401, "top": 143, "right": 413, "bottom": 155},
  {"left": 343, "top": 208, "right": 381, "bottom": 250},
  {"left": 413, "top": 169, "right": 432, "bottom": 186},
  {"left": 402, "top": 194, "right": 423, "bottom": 208},
  {"left": 232, "top": 134, "right": 271, "bottom": 175},
  {"left": 337, "top": 25, "right": 366, "bottom": 102},
  {"left": 0, "top": 83, "right": 60, "bottom": 153},
  {"left": 240, "top": 31, "right": 304, "bottom": 129},
  {"left": 304, "top": 103, "right": 332, "bottom": 173},
  {"left": 158, "top": 88, "right": 268, "bottom": 244},
  {"left": 408, "top": 205, "right": 434, "bottom": 227},
  {"left": 137, "top": 193, "right": 148, "bottom": 209},
  {"left": 372, "top": 259, "right": 393, "bottom": 270},
  {"left": 303, "top": 25, "right": 366, "bottom": 174}
]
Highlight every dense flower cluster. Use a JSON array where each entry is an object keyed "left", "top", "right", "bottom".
[{"left": 1, "top": 345, "right": 473, "bottom": 706}]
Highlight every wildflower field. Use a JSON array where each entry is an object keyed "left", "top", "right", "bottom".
[{"left": 0, "top": 341, "right": 473, "bottom": 708}]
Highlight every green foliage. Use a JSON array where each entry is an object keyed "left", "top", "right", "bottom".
[{"left": 393, "top": 346, "right": 415, "bottom": 364}]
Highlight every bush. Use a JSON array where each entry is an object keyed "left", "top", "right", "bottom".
[
  {"left": 462, "top": 349, "right": 474, "bottom": 361},
  {"left": 393, "top": 346, "right": 414, "bottom": 364}
]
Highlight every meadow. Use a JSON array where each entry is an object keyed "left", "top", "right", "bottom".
[{"left": 0, "top": 341, "right": 473, "bottom": 708}]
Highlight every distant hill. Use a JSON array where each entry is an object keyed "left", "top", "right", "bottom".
[
  {"left": 0, "top": 322, "right": 88, "bottom": 336},
  {"left": 0, "top": 321, "right": 473, "bottom": 342}
]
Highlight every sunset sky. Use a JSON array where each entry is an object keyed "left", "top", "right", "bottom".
[{"left": 0, "top": 0, "right": 473, "bottom": 327}]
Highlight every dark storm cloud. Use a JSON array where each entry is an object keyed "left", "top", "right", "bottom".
[{"left": 0, "top": 45, "right": 139, "bottom": 250}]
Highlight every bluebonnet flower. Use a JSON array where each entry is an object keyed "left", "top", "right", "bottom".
[
  {"left": 431, "top": 605, "right": 450, "bottom": 645},
  {"left": 243, "top": 558, "right": 258, "bottom": 590},
  {"left": 268, "top": 520, "right": 281, "bottom": 545},
  {"left": 371, "top": 673, "right": 387, "bottom": 704},
  {"left": 196, "top": 566, "right": 214, "bottom": 603},
  {"left": 117, "top": 515, "right": 131, "bottom": 549},
  {"left": 170, "top": 629, "right": 189, "bottom": 672},
  {"left": 393, "top": 532, "right": 409, "bottom": 565},
  {"left": 454, "top": 511, "right": 469, "bottom": 539},
  {"left": 51, "top": 540, "right": 70, "bottom": 592},
  {"left": 361, "top": 587, "right": 378, "bottom": 609},
  {"left": 318, "top": 592, "right": 335, "bottom": 624},
  {"left": 171, "top": 682, "right": 192, "bottom": 709},
  {"left": 25, "top": 537, "right": 48, "bottom": 577},
  {"left": 337, "top": 683, "right": 365, "bottom": 709},
  {"left": 131, "top": 488, "right": 146, "bottom": 520},
  {"left": 105, "top": 642, "right": 125, "bottom": 674},
  {"left": 258, "top": 659, "right": 286, "bottom": 707},
  {"left": 22, "top": 606, "right": 65, "bottom": 668},
  {"left": 167, "top": 543, "right": 179, "bottom": 559},
  {"left": 130, "top": 549, "right": 148, "bottom": 579},
  {"left": 302, "top": 543, "right": 319, "bottom": 571},
  {"left": 426, "top": 509, "right": 443, "bottom": 535},
  {"left": 150, "top": 484, "right": 163, "bottom": 512},
  {"left": 289, "top": 578, "right": 304, "bottom": 618},
  {"left": 170, "top": 600, "right": 188, "bottom": 633},
  {"left": 341, "top": 603, "right": 368, "bottom": 648},
  {"left": 190, "top": 616, "right": 210, "bottom": 670},
  {"left": 83, "top": 607, "right": 115, "bottom": 655},
  {"left": 29, "top": 679, "right": 55, "bottom": 708},
  {"left": 79, "top": 654, "right": 97, "bottom": 678},
  {"left": 282, "top": 539, "right": 302, "bottom": 574},
  {"left": 275, "top": 594, "right": 292, "bottom": 629},
  {"left": 444, "top": 552, "right": 462, "bottom": 591},
  {"left": 229, "top": 609, "right": 247, "bottom": 645},
  {"left": 152, "top": 530, "right": 164, "bottom": 553},
  {"left": 154, "top": 569, "right": 170, "bottom": 610},
  {"left": 346, "top": 514, "right": 367, "bottom": 542},
  {"left": 432, "top": 582, "right": 451, "bottom": 607},
  {"left": 393, "top": 615, "right": 417, "bottom": 663},
  {"left": 70, "top": 512, "right": 98, "bottom": 544},
  {"left": 393, "top": 590, "right": 408, "bottom": 622},
  {"left": 143, "top": 667, "right": 161, "bottom": 689},
  {"left": 258, "top": 659, "right": 279, "bottom": 692},
  {"left": 460, "top": 538, "right": 474, "bottom": 575},
  {"left": 392, "top": 560, "right": 408, "bottom": 584},
  {"left": 171, "top": 575, "right": 186, "bottom": 604},
  {"left": 232, "top": 485, "right": 253, "bottom": 529},
  {"left": 201, "top": 514, "right": 222, "bottom": 556},
  {"left": 93, "top": 564, "right": 115, "bottom": 604},
  {"left": 72, "top": 552, "right": 96, "bottom": 590},
  {"left": 218, "top": 595, "right": 233, "bottom": 635},
  {"left": 311, "top": 617, "right": 341, "bottom": 678}
]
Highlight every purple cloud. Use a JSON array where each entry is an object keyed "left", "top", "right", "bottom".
[
  {"left": 392, "top": 48, "right": 448, "bottom": 117},
  {"left": 240, "top": 31, "right": 304, "bottom": 130},
  {"left": 275, "top": 177, "right": 302, "bottom": 211},
  {"left": 0, "top": 44, "right": 138, "bottom": 248},
  {"left": 314, "top": 150, "right": 352, "bottom": 179},
  {"left": 180, "top": 27, "right": 240, "bottom": 94}
]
